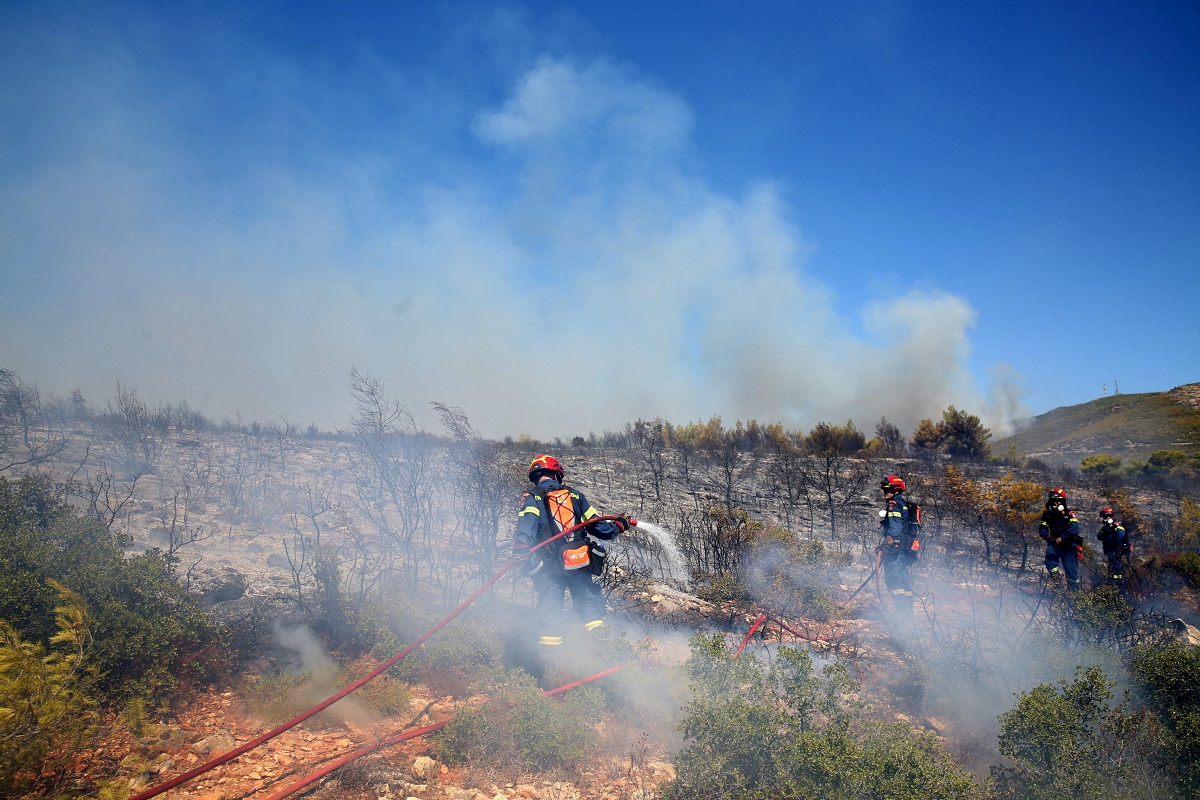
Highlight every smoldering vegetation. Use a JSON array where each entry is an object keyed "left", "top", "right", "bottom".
[{"left": 3, "top": 366, "right": 1200, "bottom": 798}]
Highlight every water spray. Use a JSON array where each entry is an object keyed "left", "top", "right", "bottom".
[{"left": 624, "top": 519, "right": 688, "bottom": 585}]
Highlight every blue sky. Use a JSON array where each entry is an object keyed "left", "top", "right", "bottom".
[{"left": 1, "top": 1, "right": 1197, "bottom": 439}]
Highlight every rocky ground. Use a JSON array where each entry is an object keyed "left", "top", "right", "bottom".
[
  {"left": 104, "top": 685, "right": 678, "bottom": 800},
  {"left": 99, "top": 566, "right": 959, "bottom": 800}
]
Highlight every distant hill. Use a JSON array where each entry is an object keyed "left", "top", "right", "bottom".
[{"left": 993, "top": 382, "right": 1200, "bottom": 467}]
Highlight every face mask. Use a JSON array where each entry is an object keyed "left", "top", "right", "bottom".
[{"left": 1054, "top": 504, "right": 1064, "bottom": 513}]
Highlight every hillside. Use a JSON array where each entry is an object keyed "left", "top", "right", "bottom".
[
  {"left": 994, "top": 382, "right": 1200, "bottom": 465},
  {"left": 4, "top": 374, "right": 1200, "bottom": 799}
]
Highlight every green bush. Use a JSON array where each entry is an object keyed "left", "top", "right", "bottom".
[
  {"left": 1148, "top": 450, "right": 1190, "bottom": 472},
  {"left": 660, "top": 633, "right": 984, "bottom": 800},
  {"left": 383, "top": 599, "right": 504, "bottom": 697},
  {"left": 1165, "top": 552, "right": 1200, "bottom": 590},
  {"left": 0, "top": 581, "right": 101, "bottom": 796},
  {"left": 435, "top": 668, "right": 599, "bottom": 773},
  {"left": 242, "top": 658, "right": 410, "bottom": 730},
  {"left": 1080, "top": 454, "right": 1122, "bottom": 475},
  {"left": 1131, "top": 642, "right": 1200, "bottom": 795},
  {"left": 745, "top": 534, "right": 851, "bottom": 623},
  {"left": 992, "top": 664, "right": 1183, "bottom": 799},
  {"left": 0, "top": 475, "right": 227, "bottom": 702},
  {"left": 1069, "top": 584, "right": 1135, "bottom": 641},
  {"left": 695, "top": 572, "right": 751, "bottom": 605}
]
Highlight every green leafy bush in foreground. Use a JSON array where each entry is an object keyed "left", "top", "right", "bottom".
[
  {"left": 0, "top": 581, "right": 100, "bottom": 797},
  {"left": 1131, "top": 643, "right": 1200, "bottom": 796},
  {"left": 435, "top": 668, "right": 601, "bottom": 773},
  {"left": 0, "top": 475, "right": 227, "bottom": 702},
  {"left": 661, "top": 632, "right": 984, "bottom": 800},
  {"left": 991, "top": 664, "right": 1180, "bottom": 800}
]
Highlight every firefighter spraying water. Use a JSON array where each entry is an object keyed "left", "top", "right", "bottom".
[{"left": 513, "top": 455, "right": 634, "bottom": 665}]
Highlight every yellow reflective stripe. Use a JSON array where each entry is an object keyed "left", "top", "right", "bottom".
[
  {"left": 887, "top": 511, "right": 902, "bottom": 518},
  {"left": 582, "top": 506, "right": 599, "bottom": 520},
  {"left": 519, "top": 506, "right": 541, "bottom": 517},
  {"left": 538, "top": 635, "right": 563, "bottom": 646},
  {"left": 583, "top": 620, "right": 604, "bottom": 631}
]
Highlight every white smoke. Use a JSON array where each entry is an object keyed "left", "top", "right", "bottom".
[{"left": 0, "top": 8, "right": 1007, "bottom": 439}]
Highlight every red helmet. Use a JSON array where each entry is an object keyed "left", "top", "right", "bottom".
[
  {"left": 1100, "top": 507, "right": 1114, "bottom": 518},
  {"left": 881, "top": 475, "right": 906, "bottom": 493},
  {"left": 529, "top": 454, "right": 564, "bottom": 483},
  {"left": 1049, "top": 488, "right": 1067, "bottom": 502}
]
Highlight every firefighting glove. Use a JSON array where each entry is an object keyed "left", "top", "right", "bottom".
[
  {"left": 519, "top": 554, "right": 544, "bottom": 577},
  {"left": 512, "top": 544, "right": 543, "bottom": 576},
  {"left": 611, "top": 515, "right": 634, "bottom": 534}
]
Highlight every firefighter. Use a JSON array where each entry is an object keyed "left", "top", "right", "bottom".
[
  {"left": 1096, "top": 507, "right": 1128, "bottom": 584},
  {"left": 1039, "top": 487, "right": 1082, "bottom": 591},
  {"left": 513, "top": 455, "right": 631, "bottom": 652},
  {"left": 879, "top": 475, "right": 917, "bottom": 614}
]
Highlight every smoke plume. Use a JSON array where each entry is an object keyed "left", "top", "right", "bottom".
[{"left": 0, "top": 7, "right": 1008, "bottom": 439}]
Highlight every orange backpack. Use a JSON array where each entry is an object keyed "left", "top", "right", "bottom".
[{"left": 545, "top": 488, "right": 590, "bottom": 571}]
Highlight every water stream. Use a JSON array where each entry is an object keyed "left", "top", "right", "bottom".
[{"left": 626, "top": 519, "right": 689, "bottom": 585}]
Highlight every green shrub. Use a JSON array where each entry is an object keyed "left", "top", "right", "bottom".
[
  {"left": 1133, "top": 642, "right": 1200, "bottom": 712},
  {"left": 661, "top": 633, "right": 984, "bottom": 800},
  {"left": 992, "top": 664, "right": 1183, "bottom": 799},
  {"left": 1165, "top": 552, "right": 1200, "bottom": 590},
  {"left": 695, "top": 572, "right": 751, "bottom": 605},
  {"left": 1170, "top": 500, "right": 1200, "bottom": 551},
  {"left": 0, "top": 475, "right": 228, "bottom": 702},
  {"left": 1069, "top": 584, "right": 1135, "bottom": 641},
  {"left": 382, "top": 599, "right": 504, "bottom": 697},
  {"left": 1148, "top": 450, "right": 1190, "bottom": 472},
  {"left": 745, "top": 535, "right": 851, "bottom": 623},
  {"left": 0, "top": 581, "right": 101, "bottom": 796},
  {"left": 435, "top": 668, "right": 599, "bottom": 773},
  {"left": 1131, "top": 641, "right": 1200, "bottom": 794},
  {"left": 1080, "top": 454, "right": 1122, "bottom": 475},
  {"left": 242, "top": 657, "right": 411, "bottom": 730}
]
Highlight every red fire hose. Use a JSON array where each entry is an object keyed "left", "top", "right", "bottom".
[
  {"left": 128, "top": 516, "right": 634, "bottom": 800},
  {"left": 261, "top": 665, "right": 628, "bottom": 800},
  {"left": 734, "top": 613, "right": 769, "bottom": 656}
]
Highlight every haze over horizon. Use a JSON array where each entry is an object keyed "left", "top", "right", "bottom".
[{"left": 2, "top": 2, "right": 1197, "bottom": 439}]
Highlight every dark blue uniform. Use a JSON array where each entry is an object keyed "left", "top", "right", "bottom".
[
  {"left": 514, "top": 477, "right": 620, "bottom": 648},
  {"left": 1039, "top": 505, "right": 1082, "bottom": 590},
  {"left": 1096, "top": 520, "right": 1128, "bottom": 583},
  {"left": 880, "top": 492, "right": 916, "bottom": 612}
]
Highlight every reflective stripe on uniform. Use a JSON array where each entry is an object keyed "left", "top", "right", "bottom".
[
  {"left": 519, "top": 506, "right": 541, "bottom": 517},
  {"left": 582, "top": 506, "right": 599, "bottom": 520},
  {"left": 890, "top": 589, "right": 914, "bottom": 596},
  {"left": 583, "top": 620, "right": 604, "bottom": 631},
  {"left": 538, "top": 635, "right": 563, "bottom": 646}
]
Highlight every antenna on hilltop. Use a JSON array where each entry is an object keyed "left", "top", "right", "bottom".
[
  {"left": 1114, "top": 379, "right": 1119, "bottom": 395},
  {"left": 1103, "top": 383, "right": 1108, "bottom": 397}
]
